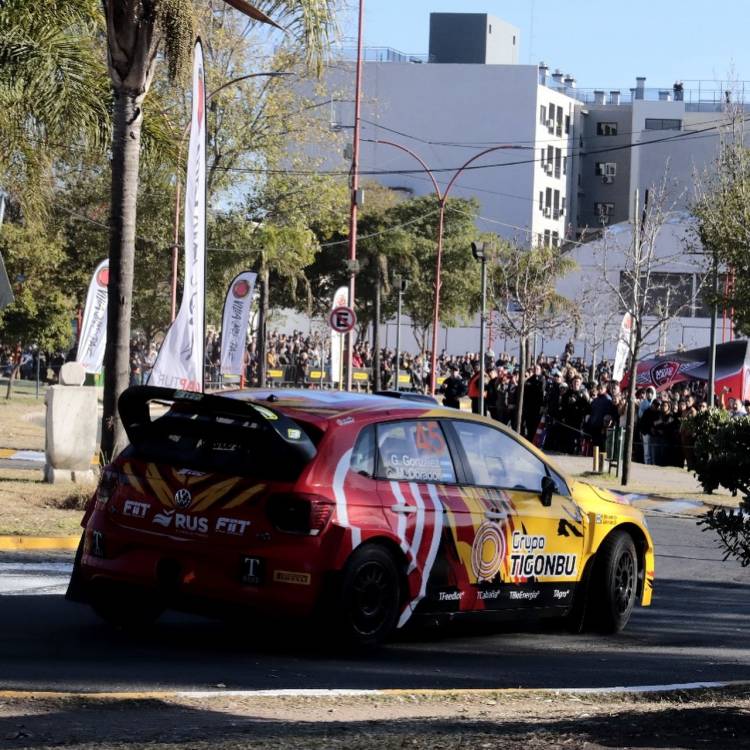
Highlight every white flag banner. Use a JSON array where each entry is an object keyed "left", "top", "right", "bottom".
[
  {"left": 220, "top": 271, "right": 257, "bottom": 376},
  {"left": 330, "top": 285, "right": 349, "bottom": 384},
  {"left": 77, "top": 259, "right": 109, "bottom": 374},
  {"left": 150, "top": 39, "right": 206, "bottom": 392},
  {"left": 613, "top": 312, "right": 633, "bottom": 382}
]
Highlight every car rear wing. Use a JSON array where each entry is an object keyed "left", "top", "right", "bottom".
[{"left": 118, "top": 386, "right": 317, "bottom": 470}]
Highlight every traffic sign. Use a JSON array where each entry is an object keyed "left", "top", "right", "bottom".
[{"left": 329, "top": 305, "right": 357, "bottom": 333}]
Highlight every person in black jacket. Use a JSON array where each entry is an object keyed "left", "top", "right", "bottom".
[
  {"left": 560, "top": 376, "right": 590, "bottom": 454},
  {"left": 440, "top": 366, "right": 466, "bottom": 409},
  {"left": 522, "top": 365, "right": 546, "bottom": 440}
]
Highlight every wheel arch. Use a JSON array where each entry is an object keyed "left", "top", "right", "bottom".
[{"left": 352, "top": 535, "right": 411, "bottom": 607}]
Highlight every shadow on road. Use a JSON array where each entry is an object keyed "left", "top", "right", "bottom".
[
  {"left": 0, "top": 696, "right": 748, "bottom": 749},
  {"left": 0, "top": 577, "right": 749, "bottom": 692}
]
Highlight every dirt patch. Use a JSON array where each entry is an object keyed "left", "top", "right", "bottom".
[
  {"left": 0, "top": 688, "right": 747, "bottom": 749},
  {"left": 0, "top": 397, "right": 46, "bottom": 451},
  {"left": 0, "top": 471, "right": 88, "bottom": 536}
]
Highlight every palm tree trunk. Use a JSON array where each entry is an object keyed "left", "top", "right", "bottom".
[{"left": 101, "top": 90, "right": 143, "bottom": 460}]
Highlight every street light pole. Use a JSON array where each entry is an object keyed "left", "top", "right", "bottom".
[
  {"left": 345, "top": 0, "right": 365, "bottom": 391},
  {"left": 368, "top": 139, "right": 529, "bottom": 394},
  {"left": 394, "top": 276, "right": 407, "bottom": 392},
  {"left": 472, "top": 242, "right": 487, "bottom": 415}
]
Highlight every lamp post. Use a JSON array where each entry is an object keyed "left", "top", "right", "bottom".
[
  {"left": 368, "top": 139, "right": 529, "bottom": 394},
  {"left": 471, "top": 241, "right": 487, "bottom": 416},
  {"left": 169, "top": 70, "right": 289, "bottom": 321},
  {"left": 344, "top": 0, "right": 366, "bottom": 391},
  {"left": 394, "top": 275, "right": 408, "bottom": 391}
]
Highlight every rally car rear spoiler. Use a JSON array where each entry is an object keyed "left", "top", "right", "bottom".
[{"left": 118, "top": 385, "right": 317, "bottom": 465}]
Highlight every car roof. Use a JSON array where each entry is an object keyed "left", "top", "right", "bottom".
[{"left": 221, "top": 388, "right": 435, "bottom": 427}]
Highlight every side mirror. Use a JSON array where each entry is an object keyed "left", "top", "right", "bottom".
[{"left": 540, "top": 475, "right": 557, "bottom": 507}]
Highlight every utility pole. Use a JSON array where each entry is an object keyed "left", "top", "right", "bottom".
[
  {"left": 394, "top": 276, "right": 406, "bottom": 392},
  {"left": 708, "top": 247, "right": 719, "bottom": 406},
  {"left": 345, "top": 0, "right": 365, "bottom": 391}
]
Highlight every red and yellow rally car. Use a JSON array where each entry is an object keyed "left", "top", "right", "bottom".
[{"left": 68, "top": 386, "right": 654, "bottom": 647}]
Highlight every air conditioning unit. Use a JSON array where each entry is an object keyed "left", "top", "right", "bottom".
[
  {"left": 604, "top": 163, "right": 617, "bottom": 176},
  {"left": 602, "top": 175, "right": 614, "bottom": 184},
  {"left": 545, "top": 164, "right": 553, "bottom": 175}
]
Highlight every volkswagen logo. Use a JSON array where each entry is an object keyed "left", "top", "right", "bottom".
[{"left": 174, "top": 488, "right": 192, "bottom": 509}]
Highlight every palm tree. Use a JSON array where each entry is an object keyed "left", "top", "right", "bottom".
[
  {"left": 100, "top": 0, "right": 335, "bottom": 458},
  {"left": 0, "top": 0, "right": 109, "bottom": 216}
]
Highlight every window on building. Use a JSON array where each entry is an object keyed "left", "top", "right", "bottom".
[
  {"left": 540, "top": 147, "right": 545, "bottom": 167},
  {"left": 547, "top": 144, "right": 554, "bottom": 167},
  {"left": 561, "top": 196, "right": 566, "bottom": 215},
  {"left": 619, "top": 272, "right": 695, "bottom": 316},
  {"left": 545, "top": 187, "right": 552, "bottom": 212},
  {"left": 554, "top": 148, "right": 562, "bottom": 178},
  {"left": 597, "top": 122, "right": 618, "bottom": 136},
  {"left": 548, "top": 103, "right": 555, "bottom": 130},
  {"left": 594, "top": 202, "right": 615, "bottom": 224},
  {"left": 543, "top": 229, "right": 551, "bottom": 247},
  {"left": 595, "top": 162, "right": 617, "bottom": 177},
  {"left": 563, "top": 156, "right": 568, "bottom": 175},
  {"left": 553, "top": 190, "right": 560, "bottom": 210},
  {"left": 565, "top": 114, "right": 571, "bottom": 134},
  {"left": 540, "top": 105, "right": 546, "bottom": 126},
  {"left": 556, "top": 106, "right": 563, "bottom": 136},
  {"left": 539, "top": 191, "right": 543, "bottom": 211},
  {"left": 552, "top": 231, "right": 560, "bottom": 247},
  {"left": 645, "top": 118, "right": 682, "bottom": 131}
]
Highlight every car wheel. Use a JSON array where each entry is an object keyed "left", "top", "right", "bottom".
[
  {"left": 89, "top": 581, "right": 164, "bottom": 630},
  {"left": 587, "top": 530, "right": 638, "bottom": 633},
  {"left": 337, "top": 545, "right": 401, "bottom": 649}
]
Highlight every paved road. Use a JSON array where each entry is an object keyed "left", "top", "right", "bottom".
[{"left": 0, "top": 515, "right": 747, "bottom": 693}]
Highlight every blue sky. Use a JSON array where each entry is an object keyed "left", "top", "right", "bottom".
[{"left": 339, "top": 1, "right": 747, "bottom": 90}]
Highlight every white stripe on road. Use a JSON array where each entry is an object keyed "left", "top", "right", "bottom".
[{"left": 0, "top": 563, "right": 72, "bottom": 595}]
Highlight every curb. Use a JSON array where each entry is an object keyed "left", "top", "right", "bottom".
[
  {"left": 0, "top": 536, "right": 79, "bottom": 551},
  {"left": 0, "top": 681, "right": 748, "bottom": 701}
]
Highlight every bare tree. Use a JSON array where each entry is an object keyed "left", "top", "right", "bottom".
[
  {"left": 488, "top": 238, "right": 578, "bottom": 434},
  {"left": 592, "top": 176, "right": 706, "bottom": 485}
]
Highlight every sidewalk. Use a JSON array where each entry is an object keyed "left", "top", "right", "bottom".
[{"left": 551, "top": 453, "right": 737, "bottom": 511}]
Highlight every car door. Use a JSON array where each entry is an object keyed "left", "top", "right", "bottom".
[
  {"left": 444, "top": 419, "right": 586, "bottom": 612},
  {"left": 374, "top": 419, "right": 475, "bottom": 622}
]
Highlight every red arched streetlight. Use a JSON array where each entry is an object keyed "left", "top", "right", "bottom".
[{"left": 370, "top": 139, "right": 528, "bottom": 394}]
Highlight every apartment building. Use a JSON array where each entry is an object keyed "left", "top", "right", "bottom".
[{"left": 300, "top": 13, "right": 744, "bottom": 356}]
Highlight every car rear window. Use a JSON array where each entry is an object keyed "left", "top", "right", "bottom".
[{"left": 121, "top": 392, "right": 318, "bottom": 481}]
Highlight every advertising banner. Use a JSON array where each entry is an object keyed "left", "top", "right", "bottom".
[
  {"left": 150, "top": 39, "right": 206, "bottom": 392},
  {"left": 77, "top": 259, "right": 109, "bottom": 374},
  {"left": 220, "top": 271, "right": 257, "bottom": 376},
  {"left": 612, "top": 312, "right": 633, "bottom": 382},
  {"left": 622, "top": 340, "right": 750, "bottom": 401},
  {"left": 330, "top": 285, "right": 349, "bottom": 384}
]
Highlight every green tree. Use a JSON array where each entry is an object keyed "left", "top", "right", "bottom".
[
  {"left": 692, "top": 124, "right": 750, "bottom": 334},
  {"left": 488, "top": 240, "right": 577, "bottom": 433},
  {"left": 99, "top": 0, "right": 336, "bottom": 457},
  {"left": 0, "top": 222, "right": 75, "bottom": 395},
  {"left": 0, "top": 0, "right": 109, "bottom": 216}
]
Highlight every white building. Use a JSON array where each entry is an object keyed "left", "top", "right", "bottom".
[{"left": 292, "top": 14, "right": 747, "bottom": 358}]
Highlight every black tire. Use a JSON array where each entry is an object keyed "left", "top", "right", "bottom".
[
  {"left": 336, "top": 545, "right": 401, "bottom": 649},
  {"left": 89, "top": 581, "right": 164, "bottom": 630},
  {"left": 587, "top": 530, "right": 638, "bottom": 634}
]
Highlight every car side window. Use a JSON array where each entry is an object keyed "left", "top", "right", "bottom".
[
  {"left": 350, "top": 425, "right": 375, "bottom": 477},
  {"left": 376, "top": 420, "right": 456, "bottom": 483},
  {"left": 452, "top": 421, "right": 547, "bottom": 491}
]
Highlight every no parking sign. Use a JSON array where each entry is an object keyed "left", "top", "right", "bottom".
[{"left": 329, "top": 306, "right": 357, "bottom": 334}]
